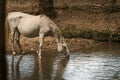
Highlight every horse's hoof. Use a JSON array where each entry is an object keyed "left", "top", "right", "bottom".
[
  {"left": 38, "top": 54, "right": 41, "bottom": 58},
  {"left": 22, "top": 51, "right": 25, "bottom": 54},
  {"left": 38, "top": 55, "right": 41, "bottom": 58},
  {"left": 13, "top": 51, "right": 16, "bottom": 55},
  {"left": 31, "top": 48, "right": 34, "bottom": 51}
]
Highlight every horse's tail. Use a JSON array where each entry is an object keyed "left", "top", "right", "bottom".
[{"left": 5, "top": 16, "right": 10, "bottom": 49}]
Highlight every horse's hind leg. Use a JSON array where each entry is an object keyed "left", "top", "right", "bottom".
[
  {"left": 15, "top": 31, "right": 25, "bottom": 53},
  {"left": 10, "top": 30, "right": 16, "bottom": 54}
]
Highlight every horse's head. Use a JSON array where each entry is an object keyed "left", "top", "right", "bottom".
[{"left": 57, "top": 39, "right": 70, "bottom": 56}]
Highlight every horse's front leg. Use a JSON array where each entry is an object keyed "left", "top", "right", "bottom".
[{"left": 38, "top": 33, "right": 45, "bottom": 57}]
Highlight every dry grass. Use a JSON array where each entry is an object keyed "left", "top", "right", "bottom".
[
  {"left": 6, "top": 0, "right": 120, "bottom": 53},
  {"left": 6, "top": 36, "right": 100, "bottom": 54}
]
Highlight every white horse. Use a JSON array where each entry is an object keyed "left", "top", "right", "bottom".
[{"left": 6, "top": 12, "right": 70, "bottom": 58}]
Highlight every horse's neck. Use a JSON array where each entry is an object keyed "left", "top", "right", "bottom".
[
  {"left": 52, "top": 27, "right": 63, "bottom": 43},
  {"left": 51, "top": 23, "right": 69, "bottom": 53},
  {"left": 49, "top": 20, "right": 62, "bottom": 42}
]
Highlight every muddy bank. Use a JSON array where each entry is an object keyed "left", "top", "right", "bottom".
[
  {"left": 6, "top": 0, "right": 120, "bottom": 54},
  {"left": 6, "top": 0, "right": 120, "bottom": 42},
  {"left": 6, "top": 36, "right": 101, "bottom": 54}
]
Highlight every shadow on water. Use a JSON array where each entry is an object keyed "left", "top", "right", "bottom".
[
  {"left": 7, "top": 53, "right": 69, "bottom": 80},
  {"left": 7, "top": 44, "right": 120, "bottom": 80}
]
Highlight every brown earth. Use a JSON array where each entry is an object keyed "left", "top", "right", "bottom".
[
  {"left": 6, "top": 36, "right": 101, "bottom": 54},
  {"left": 6, "top": 0, "right": 120, "bottom": 53},
  {"left": 6, "top": 0, "right": 120, "bottom": 32}
]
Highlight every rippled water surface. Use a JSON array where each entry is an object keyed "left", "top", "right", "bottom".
[{"left": 7, "top": 44, "right": 120, "bottom": 80}]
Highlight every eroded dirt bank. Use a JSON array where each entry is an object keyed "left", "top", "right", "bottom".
[
  {"left": 7, "top": 0, "right": 120, "bottom": 42},
  {"left": 6, "top": 0, "right": 120, "bottom": 53},
  {"left": 6, "top": 36, "right": 102, "bottom": 54}
]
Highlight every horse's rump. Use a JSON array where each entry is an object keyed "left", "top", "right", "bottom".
[{"left": 5, "top": 17, "right": 10, "bottom": 49}]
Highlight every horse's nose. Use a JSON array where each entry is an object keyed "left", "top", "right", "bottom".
[
  {"left": 58, "top": 48, "right": 63, "bottom": 52},
  {"left": 58, "top": 46, "right": 67, "bottom": 53},
  {"left": 57, "top": 46, "right": 63, "bottom": 52}
]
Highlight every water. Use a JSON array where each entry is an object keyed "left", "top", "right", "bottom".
[{"left": 7, "top": 44, "right": 120, "bottom": 80}]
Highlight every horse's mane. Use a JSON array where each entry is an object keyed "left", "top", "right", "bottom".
[{"left": 49, "top": 19, "right": 63, "bottom": 42}]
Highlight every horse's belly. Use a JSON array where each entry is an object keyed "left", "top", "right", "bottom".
[
  {"left": 18, "top": 20, "right": 40, "bottom": 38},
  {"left": 19, "top": 28, "right": 39, "bottom": 38}
]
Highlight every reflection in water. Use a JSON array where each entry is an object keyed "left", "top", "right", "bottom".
[
  {"left": 51, "top": 56, "right": 69, "bottom": 80},
  {"left": 7, "top": 54, "right": 69, "bottom": 80},
  {"left": 7, "top": 54, "right": 37, "bottom": 80},
  {"left": 15, "top": 55, "right": 23, "bottom": 80},
  {"left": 8, "top": 55, "right": 24, "bottom": 80},
  {"left": 7, "top": 44, "right": 120, "bottom": 80}
]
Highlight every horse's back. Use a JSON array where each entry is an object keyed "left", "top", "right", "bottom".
[
  {"left": 18, "top": 14, "right": 52, "bottom": 38},
  {"left": 7, "top": 12, "right": 31, "bottom": 20},
  {"left": 7, "top": 12, "right": 52, "bottom": 37}
]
